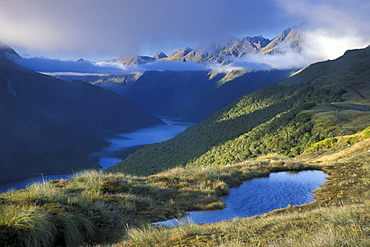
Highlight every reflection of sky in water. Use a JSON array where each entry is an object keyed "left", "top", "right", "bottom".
[
  {"left": 96, "top": 117, "right": 194, "bottom": 168},
  {"left": 153, "top": 170, "right": 328, "bottom": 227}
]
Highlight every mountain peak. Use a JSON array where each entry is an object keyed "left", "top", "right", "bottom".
[
  {"left": 107, "top": 55, "right": 155, "bottom": 65},
  {"left": 0, "top": 41, "right": 21, "bottom": 63},
  {"left": 153, "top": 51, "right": 167, "bottom": 59}
]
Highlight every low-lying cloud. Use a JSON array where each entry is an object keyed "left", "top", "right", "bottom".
[{"left": 14, "top": 57, "right": 209, "bottom": 76}]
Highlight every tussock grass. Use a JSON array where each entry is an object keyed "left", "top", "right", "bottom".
[
  {"left": 2, "top": 127, "right": 370, "bottom": 246},
  {"left": 118, "top": 127, "right": 370, "bottom": 246},
  {"left": 0, "top": 205, "right": 55, "bottom": 247}
]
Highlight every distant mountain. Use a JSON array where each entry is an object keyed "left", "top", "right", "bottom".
[
  {"left": 0, "top": 41, "right": 21, "bottom": 64},
  {"left": 161, "top": 36, "right": 271, "bottom": 64},
  {"left": 153, "top": 51, "right": 168, "bottom": 59},
  {"left": 0, "top": 44, "right": 163, "bottom": 183},
  {"left": 260, "top": 26, "right": 301, "bottom": 54},
  {"left": 106, "top": 45, "right": 370, "bottom": 176},
  {"left": 106, "top": 55, "right": 155, "bottom": 65},
  {"left": 54, "top": 26, "right": 304, "bottom": 122}
]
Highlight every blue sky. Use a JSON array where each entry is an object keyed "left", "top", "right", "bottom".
[{"left": 1, "top": 0, "right": 369, "bottom": 63}]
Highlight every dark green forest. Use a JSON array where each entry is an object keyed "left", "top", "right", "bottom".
[{"left": 106, "top": 81, "right": 347, "bottom": 176}]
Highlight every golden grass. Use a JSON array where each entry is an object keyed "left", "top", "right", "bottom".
[
  {"left": 117, "top": 128, "right": 370, "bottom": 247},
  {"left": 1, "top": 127, "right": 370, "bottom": 246}
]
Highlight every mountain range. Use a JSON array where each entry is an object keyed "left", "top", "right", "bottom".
[
  {"left": 107, "top": 26, "right": 300, "bottom": 65},
  {"left": 0, "top": 44, "right": 163, "bottom": 183},
  {"left": 56, "top": 26, "right": 301, "bottom": 122}
]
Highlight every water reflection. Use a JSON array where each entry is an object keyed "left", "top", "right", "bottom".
[{"left": 153, "top": 170, "right": 327, "bottom": 226}]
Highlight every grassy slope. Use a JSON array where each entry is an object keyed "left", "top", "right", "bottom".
[
  {"left": 106, "top": 46, "right": 370, "bottom": 176},
  {"left": 118, "top": 127, "right": 370, "bottom": 246},
  {"left": 1, "top": 126, "right": 369, "bottom": 246}
]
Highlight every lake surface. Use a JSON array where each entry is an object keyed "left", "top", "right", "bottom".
[
  {"left": 0, "top": 117, "right": 193, "bottom": 193},
  {"left": 95, "top": 117, "right": 194, "bottom": 169},
  {"left": 152, "top": 170, "right": 328, "bottom": 226}
]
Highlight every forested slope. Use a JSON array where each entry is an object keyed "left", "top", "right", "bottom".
[{"left": 107, "top": 45, "right": 370, "bottom": 176}]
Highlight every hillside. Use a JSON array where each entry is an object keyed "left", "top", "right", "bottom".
[
  {"left": 1, "top": 122, "right": 369, "bottom": 246},
  {"left": 106, "top": 45, "right": 370, "bottom": 176},
  {"left": 119, "top": 129, "right": 370, "bottom": 246},
  {"left": 79, "top": 69, "right": 293, "bottom": 122},
  {"left": 0, "top": 84, "right": 104, "bottom": 183},
  {"left": 0, "top": 44, "right": 163, "bottom": 183},
  {"left": 0, "top": 61, "right": 163, "bottom": 133}
]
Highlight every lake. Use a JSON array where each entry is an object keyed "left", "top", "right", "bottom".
[
  {"left": 95, "top": 117, "right": 194, "bottom": 169},
  {"left": 0, "top": 117, "right": 194, "bottom": 193},
  {"left": 152, "top": 170, "right": 328, "bottom": 226}
]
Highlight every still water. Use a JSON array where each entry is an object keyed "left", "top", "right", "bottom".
[
  {"left": 96, "top": 117, "right": 194, "bottom": 169},
  {"left": 0, "top": 117, "right": 193, "bottom": 192},
  {"left": 153, "top": 170, "right": 328, "bottom": 226}
]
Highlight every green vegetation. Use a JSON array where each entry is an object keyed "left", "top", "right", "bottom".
[
  {"left": 305, "top": 126, "right": 370, "bottom": 151},
  {"left": 107, "top": 81, "right": 348, "bottom": 176},
  {"left": 117, "top": 129, "right": 370, "bottom": 246},
  {"left": 107, "top": 45, "right": 370, "bottom": 177},
  {"left": 1, "top": 127, "right": 370, "bottom": 246}
]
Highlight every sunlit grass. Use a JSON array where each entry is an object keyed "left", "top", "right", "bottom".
[
  {"left": 118, "top": 128, "right": 370, "bottom": 246},
  {"left": 1, "top": 127, "right": 370, "bottom": 246}
]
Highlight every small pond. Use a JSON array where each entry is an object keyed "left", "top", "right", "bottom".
[{"left": 152, "top": 170, "right": 328, "bottom": 226}]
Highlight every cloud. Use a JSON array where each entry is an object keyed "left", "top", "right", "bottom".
[
  {"left": 206, "top": 61, "right": 272, "bottom": 74},
  {"left": 13, "top": 56, "right": 208, "bottom": 75},
  {"left": 14, "top": 57, "right": 140, "bottom": 74},
  {"left": 0, "top": 0, "right": 298, "bottom": 61},
  {"left": 3, "top": 0, "right": 369, "bottom": 74},
  {"left": 210, "top": 0, "right": 370, "bottom": 72},
  {"left": 276, "top": 0, "right": 370, "bottom": 59}
]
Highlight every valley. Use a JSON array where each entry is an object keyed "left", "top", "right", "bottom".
[
  {"left": 0, "top": 117, "right": 193, "bottom": 191},
  {"left": 0, "top": 45, "right": 163, "bottom": 184},
  {"left": 0, "top": 34, "right": 369, "bottom": 246}
]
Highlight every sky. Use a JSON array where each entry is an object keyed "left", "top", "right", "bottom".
[{"left": 1, "top": 0, "right": 370, "bottom": 72}]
